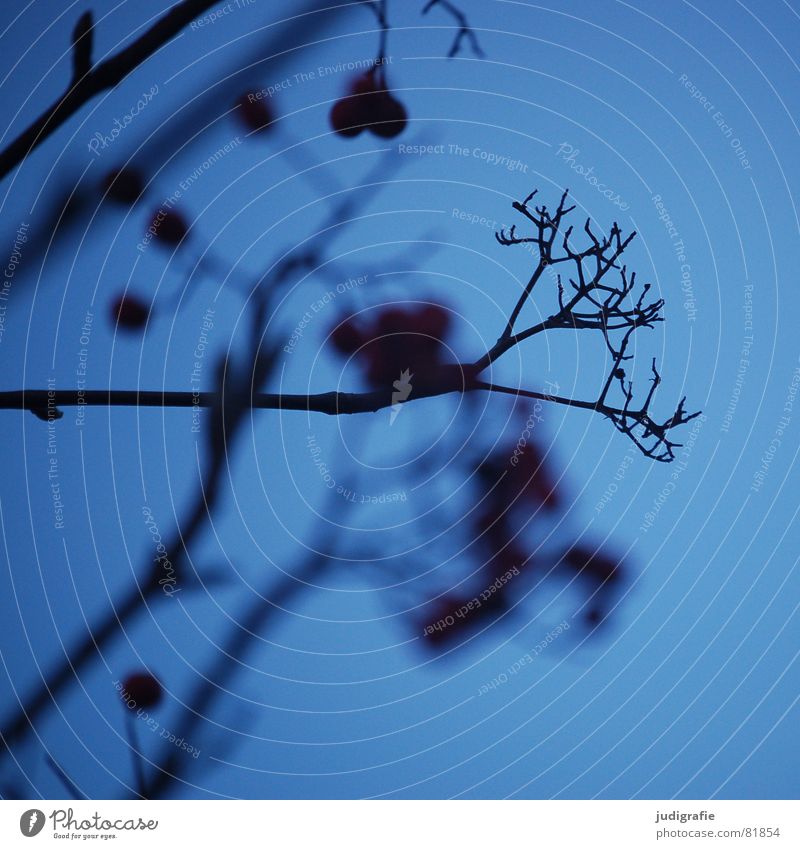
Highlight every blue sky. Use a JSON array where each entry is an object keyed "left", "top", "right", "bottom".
[{"left": 0, "top": 0, "right": 798, "bottom": 799}]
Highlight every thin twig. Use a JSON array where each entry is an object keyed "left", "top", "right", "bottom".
[
  {"left": 422, "top": 0, "right": 484, "bottom": 57},
  {"left": 492, "top": 187, "right": 701, "bottom": 460},
  {"left": 0, "top": 0, "right": 221, "bottom": 181}
]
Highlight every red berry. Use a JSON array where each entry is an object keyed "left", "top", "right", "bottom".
[
  {"left": 330, "top": 318, "right": 363, "bottom": 353},
  {"left": 564, "top": 546, "right": 622, "bottom": 585},
  {"left": 328, "top": 304, "right": 454, "bottom": 387},
  {"left": 236, "top": 93, "right": 274, "bottom": 134},
  {"left": 368, "top": 94, "right": 407, "bottom": 138},
  {"left": 103, "top": 167, "right": 145, "bottom": 204},
  {"left": 122, "top": 673, "right": 162, "bottom": 708},
  {"left": 509, "top": 443, "right": 560, "bottom": 509},
  {"left": 149, "top": 209, "right": 188, "bottom": 246},
  {"left": 586, "top": 608, "right": 604, "bottom": 626},
  {"left": 422, "top": 588, "right": 507, "bottom": 647},
  {"left": 112, "top": 295, "right": 150, "bottom": 330},
  {"left": 486, "top": 541, "right": 529, "bottom": 579},
  {"left": 415, "top": 304, "right": 450, "bottom": 338},
  {"left": 330, "top": 98, "right": 364, "bottom": 136},
  {"left": 331, "top": 72, "right": 407, "bottom": 138},
  {"left": 349, "top": 72, "right": 379, "bottom": 96},
  {"left": 375, "top": 306, "right": 410, "bottom": 335}
]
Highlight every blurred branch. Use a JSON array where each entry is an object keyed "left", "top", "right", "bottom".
[
  {"left": 142, "top": 551, "right": 328, "bottom": 798},
  {"left": 0, "top": 188, "right": 701, "bottom": 462},
  {"left": 0, "top": 142, "right": 417, "bottom": 757},
  {"left": 0, "top": 0, "right": 222, "bottom": 181},
  {"left": 363, "top": 0, "right": 389, "bottom": 63},
  {"left": 71, "top": 12, "right": 95, "bottom": 85},
  {"left": 45, "top": 754, "right": 88, "bottom": 800},
  {"left": 142, "top": 432, "right": 369, "bottom": 799}
]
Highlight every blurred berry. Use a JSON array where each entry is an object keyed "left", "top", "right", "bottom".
[
  {"left": 103, "top": 167, "right": 145, "bottom": 204},
  {"left": 330, "top": 318, "right": 364, "bottom": 354},
  {"left": 236, "top": 93, "right": 274, "bottom": 134},
  {"left": 112, "top": 294, "right": 150, "bottom": 330},
  {"left": 422, "top": 589, "right": 508, "bottom": 647},
  {"left": 149, "top": 208, "right": 188, "bottom": 246},
  {"left": 564, "top": 545, "right": 622, "bottom": 587},
  {"left": 330, "top": 71, "right": 407, "bottom": 139},
  {"left": 330, "top": 98, "right": 365, "bottom": 137},
  {"left": 330, "top": 304, "right": 453, "bottom": 387},
  {"left": 367, "top": 93, "right": 407, "bottom": 138},
  {"left": 122, "top": 672, "right": 162, "bottom": 708}
]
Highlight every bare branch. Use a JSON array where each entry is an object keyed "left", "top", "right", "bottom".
[
  {"left": 71, "top": 12, "right": 94, "bottom": 84},
  {"left": 0, "top": 1, "right": 222, "bottom": 181},
  {"left": 422, "top": 0, "right": 485, "bottom": 57},
  {"left": 489, "top": 187, "right": 701, "bottom": 460},
  {"left": 363, "top": 0, "right": 390, "bottom": 63}
]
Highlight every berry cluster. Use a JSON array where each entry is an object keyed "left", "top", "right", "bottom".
[
  {"left": 330, "top": 70, "right": 407, "bottom": 139},
  {"left": 330, "top": 303, "right": 456, "bottom": 387}
]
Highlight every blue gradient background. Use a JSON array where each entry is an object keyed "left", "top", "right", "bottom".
[{"left": 0, "top": 0, "right": 798, "bottom": 799}]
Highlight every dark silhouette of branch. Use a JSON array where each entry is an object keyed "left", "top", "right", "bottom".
[
  {"left": 422, "top": 0, "right": 485, "bottom": 57},
  {"left": 0, "top": 373, "right": 696, "bottom": 463},
  {"left": 0, "top": 187, "right": 697, "bottom": 763},
  {"left": 0, "top": 186, "right": 699, "bottom": 464},
  {"left": 71, "top": 12, "right": 94, "bottom": 85},
  {"left": 0, "top": 384, "right": 466, "bottom": 416},
  {"left": 0, "top": 145, "right": 417, "bottom": 756},
  {"left": 142, "top": 551, "right": 328, "bottom": 799},
  {"left": 0, "top": 0, "right": 221, "bottom": 181},
  {"left": 488, "top": 188, "right": 700, "bottom": 461},
  {"left": 364, "top": 0, "right": 390, "bottom": 63}
]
